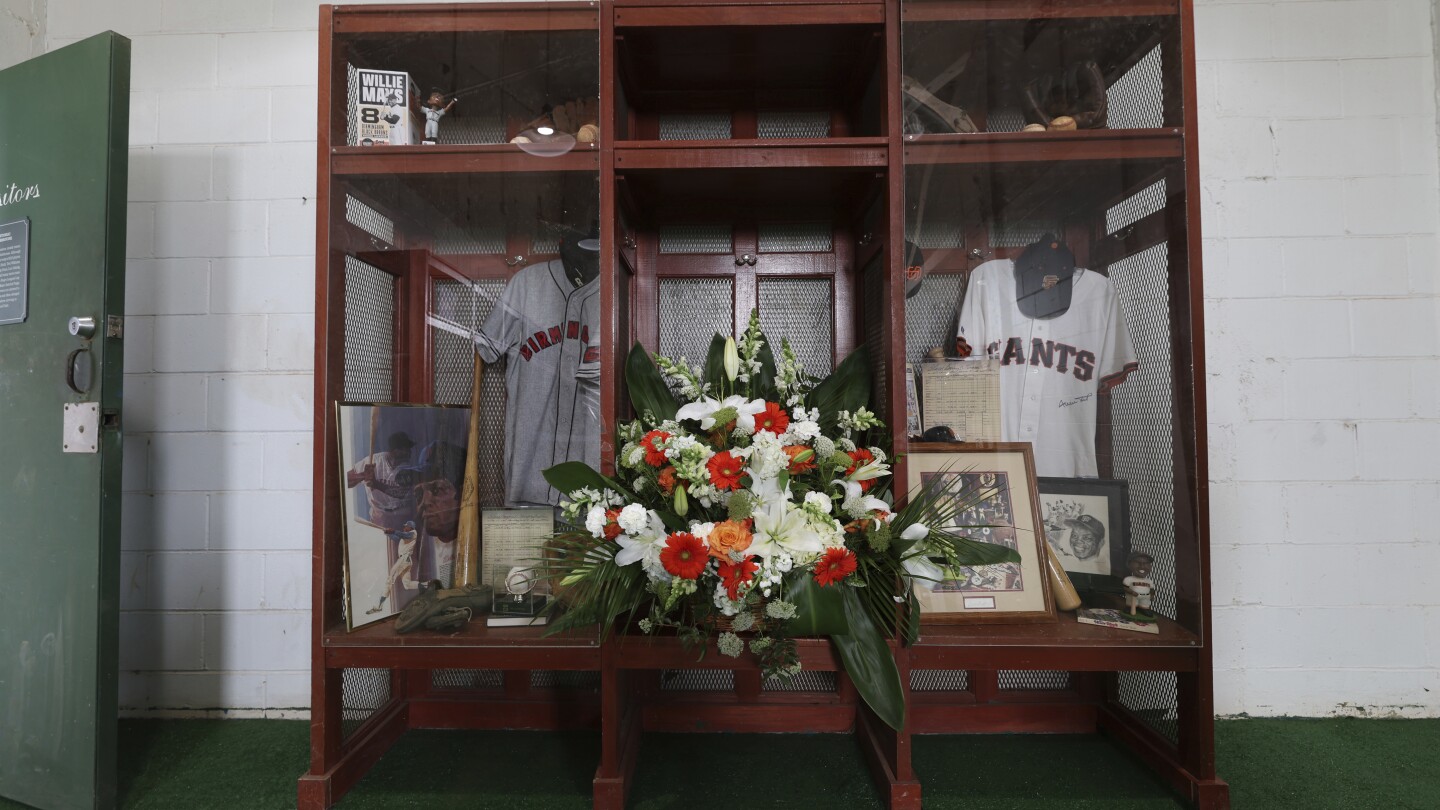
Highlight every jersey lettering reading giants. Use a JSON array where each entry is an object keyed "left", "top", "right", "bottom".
[
  {"left": 956, "top": 260, "right": 1138, "bottom": 477},
  {"left": 473, "top": 260, "right": 600, "bottom": 506}
]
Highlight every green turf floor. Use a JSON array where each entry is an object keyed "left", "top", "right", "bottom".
[{"left": 2, "top": 718, "right": 1438, "bottom": 808}]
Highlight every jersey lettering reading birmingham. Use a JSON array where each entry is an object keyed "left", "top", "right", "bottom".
[
  {"left": 957, "top": 259, "right": 1138, "bottom": 477},
  {"left": 473, "top": 259, "right": 600, "bottom": 506}
]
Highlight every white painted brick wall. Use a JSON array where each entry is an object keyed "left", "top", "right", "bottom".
[
  {"left": 27, "top": 0, "right": 1439, "bottom": 717},
  {"left": 1196, "top": 0, "right": 1440, "bottom": 717}
]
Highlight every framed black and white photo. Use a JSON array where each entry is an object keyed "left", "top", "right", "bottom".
[{"left": 1036, "top": 477, "right": 1130, "bottom": 590}]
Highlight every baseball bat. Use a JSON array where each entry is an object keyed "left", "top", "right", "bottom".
[{"left": 453, "top": 348, "right": 485, "bottom": 586}]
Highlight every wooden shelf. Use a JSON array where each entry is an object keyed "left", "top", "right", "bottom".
[
  {"left": 332, "top": 2, "right": 599, "bottom": 33},
  {"left": 903, "top": 129, "right": 1183, "bottom": 165},
  {"left": 910, "top": 612, "right": 1201, "bottom": 672},
  {"left": 323, "top": 620, "right": 602, "bottom": 669},
  {"left": 903, "top": 0, "right": 1178, "bottom": 22},
  {"left": 615, "top": 3, "right": 883, "bottom": 28},
  {"left": 614, "top": 635, "right": 847, "bottom": 671},
  {"left": 332, "top": 144, "right": 600, "bottom": 176},
  {"left": 616, "top": 138, "right": 887, "bottom": 170}
]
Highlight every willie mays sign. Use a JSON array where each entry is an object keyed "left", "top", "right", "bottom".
[{"left": 0, "top": 218, "right": 30, "bottom": 326}]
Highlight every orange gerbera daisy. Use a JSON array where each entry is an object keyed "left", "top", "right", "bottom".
[
  {"left": 660, "top": 532, "right": 709, "bottom": 579},
  {"left": 814, "top": 547, "right": 858, "bottom": 586},
  {"left": 754, "top": 401, "right": 790, "bottom": 435},
  {"left": 706, "top": 451, "right": 745, "bottom": 491},
  {"left": 641, "top": 430, "right": 671, "bottom": 466},
  {"left": 718, "top": 555, "right": 759, "bottom": 600}
]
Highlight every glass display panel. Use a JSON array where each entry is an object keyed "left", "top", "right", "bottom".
[
  {"left": 900, "top": 0, "right": 1200, "bottom": 639},
  {"left": 323, "top": 7, "right": 601, "bottom": 645}
]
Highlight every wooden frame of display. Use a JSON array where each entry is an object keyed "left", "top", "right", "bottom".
[{"left": 302, "top": 3, "right": 1228, "bottom": 810}]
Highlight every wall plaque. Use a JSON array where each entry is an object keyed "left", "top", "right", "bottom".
[{"left": 0, "top": 218, "right": 30, "bottom": 326}]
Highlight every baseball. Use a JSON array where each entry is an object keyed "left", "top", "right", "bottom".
[
  {"left": 1047, "top": 116, "right": 1077, "bottom": 131},
  {"left": 1022, "top": 123, "right": 1047, "bottom": 133}
]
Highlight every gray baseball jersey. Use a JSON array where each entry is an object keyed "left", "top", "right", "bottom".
[
  {"left": 956, "top": 259, "right": 1137, "bottom": 477},
  {"left": 473, "top": 260, "right": 600, "bottom": 506}
]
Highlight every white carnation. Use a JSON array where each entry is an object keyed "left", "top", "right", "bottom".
[
  {"left": 617, "top": 503, "right": 649, "bottom": 534},
  {"left": 689, "top": 522, "right": 716, "bottom": 541},
  {"left": 584, "top": 506, "right": 609, "bottom": 538},
  {"left": 785, "top": 420, "right": 821, "bottom": 444},
  {"left": 804, "top": 491, "right": 833, "bottom": 514}
]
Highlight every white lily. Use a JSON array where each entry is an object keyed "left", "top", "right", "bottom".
[
  {"left": 749, "top": 499, "right": 827, "bottom": 560},
  {"left": 898, "top": 523, "right": 948, "bottom": 586},
  {"left": 612, "top": 509, "right": 668, "bottom": 567},
  {"left": 839, "top": 480, "right": 890, "bottom": 520},
  {"left": 675, "top": 395, "right": 766, "bottom": 432},
  {"left": 846, "top": 456, "right": 890, "bottom": 485}
]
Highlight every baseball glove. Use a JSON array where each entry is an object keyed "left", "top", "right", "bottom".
[
  {"left": 1021, "top": 61, "right": 1108, "bottom": 130},
  {"left": 395, "top": 580, "right": 495, "bottom": 634}
]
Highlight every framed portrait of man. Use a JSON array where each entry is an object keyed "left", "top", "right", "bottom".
[{"left": 1036, "top": 477, "right": 1131, "bottom": 592}]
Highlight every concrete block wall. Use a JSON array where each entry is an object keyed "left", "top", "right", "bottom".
[
  {"left": 1195, "top": 0, "right": 1440, "bottom": 715},
  {"left": 43, "top": 0, "right": 330, "bottom": 715},
  {"left": 22, "top": 0, "right": 1440, "bottom": 716}
]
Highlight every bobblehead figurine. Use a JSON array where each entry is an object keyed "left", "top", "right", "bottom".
[
  {"left": 1123, "top": 551, "right": 1158, "bottom": 621},
  {"left": 421, "top": 90, "right": 456, "bottom": 145}
]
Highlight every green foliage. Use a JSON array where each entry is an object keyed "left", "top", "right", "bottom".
[
  {"left": 542, "top": 462, "right": 633, "bottom": 503},
  {"left": 626, "top": 343, "right": 679, "bottom": 421},
  {"left": 703, "top": 333, "right": 729, "bottom": 392},
  {"left": 786, "top": 574, "right": 850, "bottom": 636},
  {"left": 808, "top": 348, "right": 871, "bottom": 431},
  {"left": 831, "top": 588, "right": 906, "bottom": 731},
  {"left": 539, "top": 531, "right": 647, "bottom": 640}
]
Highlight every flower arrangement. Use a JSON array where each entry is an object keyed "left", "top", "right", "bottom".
[{"left": 540, "top": 312, "right": 1019, "bottom": 730}]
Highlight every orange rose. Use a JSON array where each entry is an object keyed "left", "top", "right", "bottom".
[
  {"left": 657, "top": 466, "right": 680, "bottom": 496},
  {"left": 707, "top": 519, "right": 753, "bottom": 560},
  {"left": 783, "top": 445, "right": 816, "bottom": 474}
]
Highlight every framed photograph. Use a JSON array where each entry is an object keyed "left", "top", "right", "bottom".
[
  {"left": 906, "top": 442, "right": 1055, "bottom": 624},
  {"left": 336, "top": 402, "right": 472, "bottom": 630},
  {"left": 1037, "top": 477, "right": 1131, "bottom": 592}
]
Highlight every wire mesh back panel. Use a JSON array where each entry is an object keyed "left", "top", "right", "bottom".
[
  {"left": 1104, "top": 171, "right": 1180, "bottom": 739},
  {"left": 905, "top": 272, "right": 964, "bottom": 366},
  {"left": 345, "top": 64, "right": 359, "bottom": 146},
  {"left": 344, "top": 257, "right": 395, "bottom": 402},
  {"left": 758, "top": 278, "right": 834, "bottom": 376},
  {"left": 341, "top": 668, "right": 391, "bottom": 740},
  {"left": 436, "top": 115, "right": 505, "bottom": 145},
  {"left": 659, "top": 224, "right": 733, "bottom": 254},
  {"left": 658, "top": 278, "right": 734, "bottom": 373},
  {"left": 910, "top": 670, "right": 970, "bottom": 691},
  {"left": 661, "top": 670, "right": 735, "bottom": 691},
  {"left": 757, "top": 222, "right": 834, "bottom": 253},
  {"left": 345, "top": 195, "right": 394, "bottom": 248},
  {"left": 431, "top": 278, "right": 508, "bottom": 508},
  {"left": 1107, "top": 45, "right": 1165, "bottom": 130},
  {"left": 529, "top": 671, "right": 602, "bottom": 689},
  {"left": 1107, "top": 179, "right": 1166, "bottom": 236},
  {"left": 432, "top": 669, "right": 504, "bottom": 690},
  {"left": 764, "top": 671, "right": 837, "bottom": 692},
  {"left": 1118, "top": 670, "right": 1179, "bottom": 742},
  {"left": 658, "top": 113, "right": 733, "bottom": 140},
  {"left": 998, "top": 671, "right": 1072, "bottom": 690},
  {"left": 756, "top": 110, "right": 832, "bottom": 139}
]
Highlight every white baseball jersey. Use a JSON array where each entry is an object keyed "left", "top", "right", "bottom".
[
  {"left": 473, "top": 260, "right": 600, "bottom": 506},
  {"left": 956, "top": 259, "right": 1137, "bottom": 477}
]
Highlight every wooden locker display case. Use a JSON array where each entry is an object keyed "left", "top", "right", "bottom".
[{"left": 303, "top": 2, "right": 1225, "bottom": 809}]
